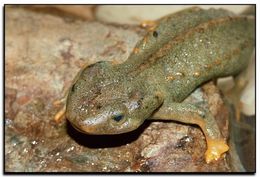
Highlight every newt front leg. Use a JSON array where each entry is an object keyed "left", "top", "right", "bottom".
[{"left": 150, "top": 102, "right": 229, "bottom": 163}]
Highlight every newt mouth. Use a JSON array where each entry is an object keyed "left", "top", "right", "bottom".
[{"left": 69, "top": 119, "right": 98, "bottom": 135}]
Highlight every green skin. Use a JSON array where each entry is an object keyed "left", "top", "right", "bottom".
[{"left": 65, "top": 7, "right": 255, "bottom": 162}]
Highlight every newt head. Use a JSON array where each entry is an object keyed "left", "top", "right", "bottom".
[{"left": 65, "top": 61, "right": 164, "bottom": 135}]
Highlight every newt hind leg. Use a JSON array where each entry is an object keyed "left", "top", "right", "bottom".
[{"left": 151, "top": 102, "right": 229, "bottom": 163}]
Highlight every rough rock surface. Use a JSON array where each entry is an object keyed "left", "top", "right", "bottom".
[{"left": 5, "top": 7, "right": 231, "bottom": 172}]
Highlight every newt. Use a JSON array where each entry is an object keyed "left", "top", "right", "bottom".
[{"left": 65, "top": 7, "right": 255, "bottom": 163}]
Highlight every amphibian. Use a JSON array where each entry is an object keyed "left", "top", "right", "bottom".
[{"left": 65, "top": 7, "right": 255, "bottom": 163}]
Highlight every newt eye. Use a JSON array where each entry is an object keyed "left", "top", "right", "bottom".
[{"left": 112, "top": 114, "right": 124, "bottom": 122}]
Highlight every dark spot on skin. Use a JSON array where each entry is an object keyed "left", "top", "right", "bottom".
[
  {"left": 91, "top": 87, "right": 102, "bottom": 96},
  {"left": 96, "top": 104, "right": 102, "bottom": 110},
  {"left": 197, "top": 27, "right": 205, "bottom": 33},
  {"left": 140, "top": 96, "right": 144, "bottom": 100},
  {"left": 137, "top": 99, "right": 142, "bottom": 107},
  {"left": 154, "top": 95, "right": 160, "bottom": 101},
  {"left": 198, "top": 111, "right": 206, "bottom": 118},
  {"left": 113, "top": 114, "right": 124, "bottom": 122},
  {"left": 153, "top": 31, "right": 158, "bottom": 38}
]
